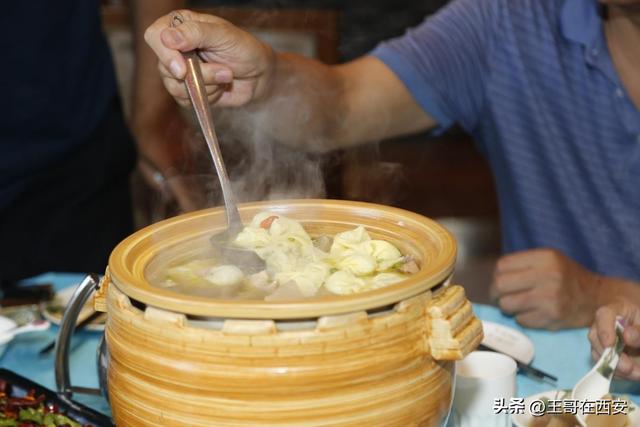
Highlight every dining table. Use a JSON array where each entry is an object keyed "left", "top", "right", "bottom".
[{"left": 2, "top": 272, "right": 640, "bottom": 422}]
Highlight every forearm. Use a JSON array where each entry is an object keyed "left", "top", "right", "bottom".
[
  {"left": 228, "top": 53, "right": 433, "bottom": 152},
  {"left": 143, "top": 10, "right": 435, "bottom": 152},
  {"left": 232, "top": 52, "right": 348, "bottom": 152},
  {"left": 131, "top": 0, "right": 186, "bottom": 130}
]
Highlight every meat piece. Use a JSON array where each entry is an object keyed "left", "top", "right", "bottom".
[
  {"left": 247, "top": 271, "right": 277, "bottom": 293},
  {"left": 398, "top": 256, "right": 420, "bottom": 274},
  {"left": 260, "top": 215, "right": 279, "bottom": 229}
]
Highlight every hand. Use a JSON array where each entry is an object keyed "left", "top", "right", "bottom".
[
  {"left": 144, "top": 10, "right": 276, "bottom": 108},
  {"left": 490, "top": 248, "right": 600, "bottom": 330},
  {"left": 589, "top": 301, "right": 640, "bottom": 381}
]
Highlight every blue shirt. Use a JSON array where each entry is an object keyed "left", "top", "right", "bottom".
[
  {"left": 0, "top": 1, "right": 117, "bottom": 209},
  {"left": 372, "top": 0, "right": 640, "bottom": 280}
]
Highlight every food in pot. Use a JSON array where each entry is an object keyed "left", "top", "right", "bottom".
[
  {"left": 0, "top": 380, "right": 90, "bottom": 427},
  {"left": 156, "top": 212, "right": 419, "bottom": 300}
]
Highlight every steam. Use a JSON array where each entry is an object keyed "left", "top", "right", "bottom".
[
  {"left": 180, "top": 98, "right": 328, "bottom": 209},
  {"left": 215, "top": 105, "right": 328, "bottom": 202},
  {"left": 144, "top": 4, "right": 414, "bottom": 222}
]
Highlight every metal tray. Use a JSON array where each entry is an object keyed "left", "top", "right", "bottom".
[{"left": 0, "top": 368, "right": 113, "bottom": 426}]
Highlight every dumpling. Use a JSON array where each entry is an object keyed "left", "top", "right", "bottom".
[
  {"left": 324, "top": 271, "right": 367, "bottom": 295},
  {"left": 270, "top": 217, "right": 315, "bottom": 257},
  {"left": 238, "top": 212, "right": 315, "bottom": 261},
  {"left": 275, "top": 262, "right": 330, "bottom": 297},
  {"left": 205, "top": 265, "right": 245, "bottom": 287},
  {"left": 165, "top": 259, "right": 217, "bottom": 287},
  {"left": 359, "top": 240, "right": 404, "bottom": 271},
  {"left": 234, "top": 226, "right": 271, "bottom": 250},
  {"left": 330, "top": 226, "right": 371, "bottom": 257},
  {"left": 337, "top": 253, "right": 377, "bottom": 276},
  {"left": 264, "top": 250, "right": 298, "bottom": 275}
]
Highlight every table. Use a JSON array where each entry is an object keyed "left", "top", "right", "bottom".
[
  {"left": 3, "top": 273, "right": 109, "bottom": 415},
  {"left": 2, "top": 272, "right": 639, "bottom": 420},
  {"left": 475, "top": 304, "right": 640, "bottom": 404}
]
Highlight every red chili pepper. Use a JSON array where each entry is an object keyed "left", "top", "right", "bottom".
[
  {"left": 7, "top": 394, "right": 44, "bottom": 408},
  {"left": 259, "top": 216, "right": 278, "bottom": 229}
]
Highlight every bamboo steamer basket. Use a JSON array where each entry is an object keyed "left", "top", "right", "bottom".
[{"left": 92, "top": 199, "right": 482, "bottom": 427}]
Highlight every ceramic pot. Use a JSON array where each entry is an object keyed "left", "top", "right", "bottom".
[{"left": 56, "top": 199, "right": 482, "bottom": 427}]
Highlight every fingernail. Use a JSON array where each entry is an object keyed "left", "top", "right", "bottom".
[
  {"left": 166, "top": 28, "right": 184, "bottom": 45},
  {"left": 169, "top": 60, "right": 183, "bottom": 78},
  {"left": 215, "top": 69, "right": 233, "bottom": 83},
  {"left": 626, "top": 328, "right": 639, "bottom": 343}
]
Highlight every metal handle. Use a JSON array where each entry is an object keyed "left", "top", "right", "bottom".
[
  {"left": 442, "top": 361, "right": 456, "bottom": 427},
  {"left": 55, "top": 274, "right": 103, "bottom": 401},
  {"left": 171, "top": 11, "right": 243, "bottom": 230}
]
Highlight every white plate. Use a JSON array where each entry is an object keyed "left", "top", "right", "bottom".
[
  {"left": 41, "top": 285, "right": 105, "bottom": 331},
  {"left": 482, "top": 321, "right": 535, "bottom": 364},
  {"left": 512, "top": 390, "right": 640, "bottom": 427},
  {"left": 0, "top": 316, "right": 17, "bottom": 346},
  {"left": 0, "top": 316, "right": 17, "bottom": 358}
]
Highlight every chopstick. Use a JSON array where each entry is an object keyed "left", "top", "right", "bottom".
[
  {"left": 38, "top": 311, "right": 104, "bottom": 356},
  {"left": 478, "top": 343, "right": 558, "bottom": 383}
]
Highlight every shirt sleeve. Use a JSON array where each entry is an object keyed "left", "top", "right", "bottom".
[{"left": 370, "top": 0, "right": 501, "bottom": 133}]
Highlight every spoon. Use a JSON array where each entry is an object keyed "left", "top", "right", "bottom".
[
  {"left": 171, "top": 12, "right": 265, "bottom": 273},
  {"left": 0, "top": 319, "right": 50, "bottom": 341},
  {"left": 571, "top": 316, "right": 625, "bottom": 427}
]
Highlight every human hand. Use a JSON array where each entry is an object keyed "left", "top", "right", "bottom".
[
  {"left": 589, "top": 302, "right": 640, "bottom": 381},
  {"left": 144, "top": 10, "right": 276, "bottom": 108},
  {"left": 489, "top": 248, "right": 600, "bottom": 330}
]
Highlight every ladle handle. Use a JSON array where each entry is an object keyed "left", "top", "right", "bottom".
[
  {"left": 171, "top": 12, "right": 243, "bottom": 230},
  {"left": 55, "top": 274, "right": 104, "bottom": 402}
]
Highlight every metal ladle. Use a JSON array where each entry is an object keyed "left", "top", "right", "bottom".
[{"left": 171, "top": 12, "right": 265, "bottom": 273}]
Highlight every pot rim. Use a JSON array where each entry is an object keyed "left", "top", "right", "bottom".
[{"left": 108, "top": 199, "right": 456, "bottom": 319}]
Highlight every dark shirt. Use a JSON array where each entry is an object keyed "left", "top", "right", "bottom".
[{"left": 1, "top": 1, "right": 118, "bottom": 209}]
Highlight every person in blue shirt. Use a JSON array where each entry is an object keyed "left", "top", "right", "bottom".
[{"left": 145, "top": 0, "right": 640, "bottom": 330}]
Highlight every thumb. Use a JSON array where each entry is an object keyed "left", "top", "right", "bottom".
[{"left": 161, "top": 19, "right": 232, "bottom": 53}]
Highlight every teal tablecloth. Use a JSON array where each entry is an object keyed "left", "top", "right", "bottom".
[
  {"left": 2, "top": 273, "right": 108, "bottom": 415},
  {"left": 474, "top": 304, "right": 640, "bottom": 404},
  {"left": 2, "top": 273, "right": 639, "bottom": 418}
]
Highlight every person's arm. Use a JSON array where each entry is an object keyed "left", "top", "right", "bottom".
[
  {"left": 144, "top": 10, "right": 436, "bottom": 152},
  {"left": 240, "top": 53, "right": 436, "bottom": 152},
  {"left": 589, "top": 301, "right": 640, "bottom": 381},
  {"left": 130, "top": 0, "right": 190, "bottom": 199},
  {"left": 490, "top": 248, "right": 640, "bottom": 330}
]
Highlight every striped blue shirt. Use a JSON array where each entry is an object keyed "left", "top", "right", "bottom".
[{"left": 372, "top": 0, "right": 640, "bottom": 281}]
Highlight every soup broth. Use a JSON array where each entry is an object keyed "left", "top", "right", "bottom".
[{"left": 146, "top": 212, "right": 420, "bottom": 301}]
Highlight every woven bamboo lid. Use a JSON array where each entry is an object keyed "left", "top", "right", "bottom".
[{"left": 108, "top": 199, "right": 457, "bottom": 319}]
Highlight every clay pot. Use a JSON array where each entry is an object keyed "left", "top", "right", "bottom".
[{"left": 56, "top": 199, "right": 482, "bottom": 427}]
